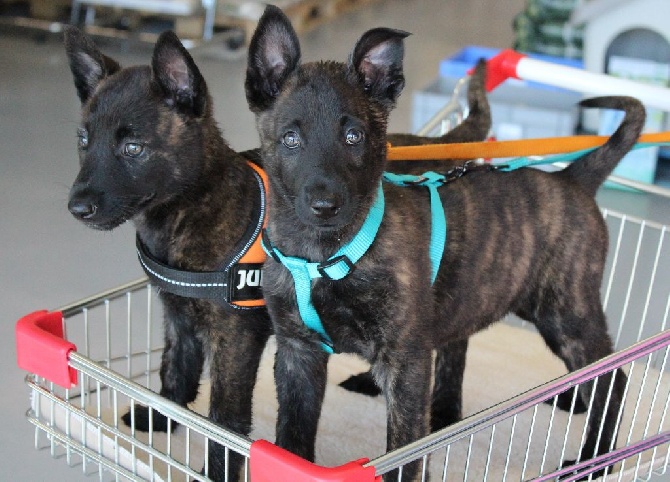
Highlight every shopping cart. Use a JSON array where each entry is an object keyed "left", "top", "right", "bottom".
[{"left": 15, "top": 53, "right": 670, "bottom": 481}]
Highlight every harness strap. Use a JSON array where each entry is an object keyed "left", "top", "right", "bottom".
[
  {"left": 136, "top": 235, "right": 229, "bottom": 300},
  {"left": 136, "top": 161, "right": 268, "bottom": 312},
  {"left": 261, "top": 183, "right": 385, "bottom": 354},
  {"left": 382, "top": 171, "right": 447, "bottom": 283},
  {"left": 263, "top": 249, "right": 336, "bottom": 353},
  {"left": 234, "top": 161, "right": 270, "bottom": 308},
  {"left": 500, "top": 141, "right": 670, "bottom": 171}
]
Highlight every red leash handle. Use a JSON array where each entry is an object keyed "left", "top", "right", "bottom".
[{"left": 16, "top": 310, "right": 78, "bottom": 388}]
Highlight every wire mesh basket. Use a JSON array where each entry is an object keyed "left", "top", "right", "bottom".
[{"left": 15, "top": 192, "right": 670, "bottom": 481}]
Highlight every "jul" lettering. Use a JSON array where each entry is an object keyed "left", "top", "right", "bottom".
[{"left": 236, "top": 269, "right": 263, "bottom": 290}]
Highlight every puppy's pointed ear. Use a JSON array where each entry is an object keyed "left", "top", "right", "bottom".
[
  {"left": 245, "top": 5, "right": 301, "bottom": 112},
  {"left": 348, "top": 28, "right": 409, "bottom": 107},
  {"left": 64, "top": 26, "right": 121, "bottom": 104},
  {"left": 152, "top": 31, "right": 208, "bottom": 117}
]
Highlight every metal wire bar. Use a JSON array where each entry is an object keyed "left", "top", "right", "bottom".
[
  {"left": 616, "top": 221, "right": 647, "bottom": 346},
  {"left": 502, "top": 414, "right": 517, "bottom": 480},
  {"left": 521, "top": 404, "right": 539, "bottom": 480},
  {"left": 534, "top": 431, "right": 670, "bottom": 482},
  {"left": 638, "top": 226, "right": 668, "bottom": 342},
  {"left": 58, "top": 278, "right": 151, "bottom": 316},
  {"left": 145, "top": 287, "right": 153, "bottom": 393},
  {"left": 558, "top": 387, "right": 582, "bottom": 468},
  {"left": 66, "top": 351, "right": 253, "bottom": 457},
  {"left": 637, "top": 346, "right": 670, "bottom": 479},
  {"left": 602, "top": 210, "right": 625, "bottom": 317},
  {"left": 367, "top": 329, "right": 670, "bottom": 476},
  {"left": 539, "top": 396, "right": 559, "bottom": 473},
  {"left": 483, "top": 424, "right": 496, "bottom": 481},
  {"left": 29, "top": 414, "right": 146, "bottom": 482},
  {"left": 27, "top": 379, "right": 204, "bottom": 480},
  {"left": 415, "top": 75, "right": 470, "bottom": 137}
]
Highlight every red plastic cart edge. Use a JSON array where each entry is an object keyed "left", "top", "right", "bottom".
[
  {"left": 250, "top": 439, "right": 380, "bottom": 482},
  {"left": 15, "top": 310, "right": 78, "bottom": 388}
]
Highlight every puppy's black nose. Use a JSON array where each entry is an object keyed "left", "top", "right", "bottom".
[
  {"left": 310, "top": 199, "right": 341, "bottom": 219},
  {"left": 68, "top": 199, "right": 98, "bottom": 220}
]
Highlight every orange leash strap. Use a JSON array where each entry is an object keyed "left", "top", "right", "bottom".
[{"left": 387, "top": 132, "right": 670, "bottom": 161}]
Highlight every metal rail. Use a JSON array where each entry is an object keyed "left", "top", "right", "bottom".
[{"left": 367, "top": 329, "right": 670, "bottom": 476}]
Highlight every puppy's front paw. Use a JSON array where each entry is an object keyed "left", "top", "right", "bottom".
[{"left": 121, "top": 405, "right": 177, "bottom": 432}]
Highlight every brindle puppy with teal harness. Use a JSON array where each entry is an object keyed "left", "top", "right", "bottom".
[{"left": 246, "top": 5, "right": 646, "bottom": 481}]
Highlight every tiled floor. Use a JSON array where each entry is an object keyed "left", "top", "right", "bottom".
[{"left": 1, "top": 0, "right": 669, "bottom": 480}]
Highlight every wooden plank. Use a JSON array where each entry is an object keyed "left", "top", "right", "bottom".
[
  {"left": 327, "top": 0, "right": 381, "bottom": 16},
  {"left": 210, "top": 0, "right": 383, "bottom": 50},
  {"left": 28, "top": 0, "right": 70, "bottom": 20},
  {"left": 283, "top": 0, "right": 325, "bottom": 35},
  {"left": 175, "top": 15, "right": 205, "bottom": 39},
  {"left": 16, "top": 0, "right": 382, "bottom": 46}
]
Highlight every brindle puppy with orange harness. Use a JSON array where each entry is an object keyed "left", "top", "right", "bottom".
[{"left": 65, "top": 27, "right": 272, "bottom": 481}]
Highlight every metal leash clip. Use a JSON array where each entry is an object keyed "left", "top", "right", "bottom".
[{"left": 442, "top": 160, "right": 500, "bottom": 183}]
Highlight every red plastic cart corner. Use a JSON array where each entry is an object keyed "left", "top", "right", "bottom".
[
  {"left": 16, "top": 310, "right": 78, "bottom": 388},
  {"left": 250, "top": 439, "right": 380, "bottom": 482},
  {"left": 467, "top": 48, "right": 527, "bottom": 92}
]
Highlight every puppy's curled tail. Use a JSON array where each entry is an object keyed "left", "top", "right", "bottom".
[
  {"left": 562, "top": 96, "right": 645, "bottom": 196},
  {"left": 437, "top": 58, "right": 491, "bottom": 143}
]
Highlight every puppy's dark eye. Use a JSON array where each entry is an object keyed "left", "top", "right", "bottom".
[
  {"left": 282, "top": 131, "right": 301, "bottom": 149},
  {"left": 345, "top": 128, "right": 364, "bottom": 145},
  {"left": 77, "top": 130, "right": 88, "bottom": 149},
  {"left": 124, "top": 142, "right": 144, "bottom": 157}
]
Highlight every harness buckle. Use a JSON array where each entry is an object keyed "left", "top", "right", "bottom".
[
  {"left": 402, "top": 175, "right": 427, "bottom": 186},
  {"left": 444, "top": 162, "right": 470, "bottom": 183},
  {"left": 443, "top": 160, "right": 500, "bottom": 183},
  {"left": 320, "top": 339, "right": 336, "bottom": 354},
  {"left": 317, "top": 255, "right": 355, "bottom": 280}
]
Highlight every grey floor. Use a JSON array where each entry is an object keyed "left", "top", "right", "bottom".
[{"left": 2, "top": 0, "right": 669, "bottom": 480}]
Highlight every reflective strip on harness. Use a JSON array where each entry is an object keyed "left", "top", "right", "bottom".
[
  {"left": 136, "top": 161, "right": 268, "bottom": 311},
  {"left": 232, "top": 161, "right": 269, "bottom": 308}
]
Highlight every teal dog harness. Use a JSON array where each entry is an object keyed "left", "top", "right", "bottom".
[{"left": 261, "top": 171, "right": 448, "bottom": 353}]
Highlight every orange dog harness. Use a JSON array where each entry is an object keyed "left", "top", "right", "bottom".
[{"left": 136, "top": 161, "right": 268, "bottom": 312}]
